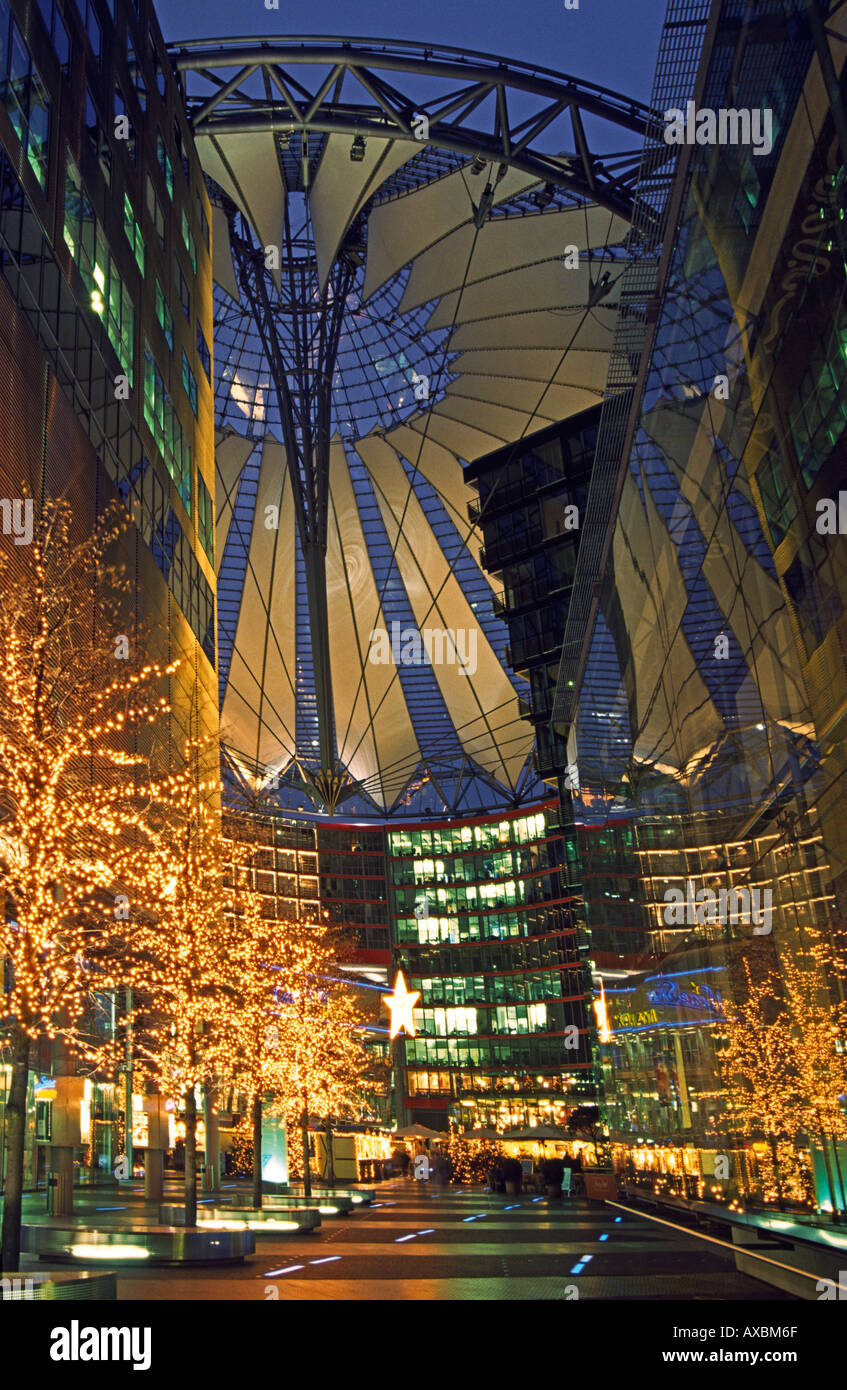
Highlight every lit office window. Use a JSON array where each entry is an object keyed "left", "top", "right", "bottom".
[
  {"left": 143, "top": 341, "right": 191, "bottom": 512},
  {"left": 0, "top": 12, "right": 51, "bottom": 191},
  {"left": 181, "top": 207, "right": 197, "bottom": 274},
  {"left": 157, "top": 132, "right": 173, "bottom": 199},
  {"left": 122, "top": 192, "right": 144, "bottom": 274},
  {"left": 155, "top": 279, "right": 173, "bottom": 352},
  {"left": 181, "top": 349, "right": 197, "bottom": 417},
  {"left": 64, "top": 154, "right": 134, "bottom": 384}
]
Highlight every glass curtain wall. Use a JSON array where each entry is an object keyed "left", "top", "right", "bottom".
[{"left": 573, "top": 0, "right": 847, "bottom": 1219}]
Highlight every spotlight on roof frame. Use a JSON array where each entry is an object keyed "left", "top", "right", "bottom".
[
  {"left": 350, "top": 135, "right": 366, "bottom": 162},
  {"left": 535, "top": 183, "right": 555, "bottom": 209},
  {"left": 470, "top": 154, "right": 487, "bottom": 176}
]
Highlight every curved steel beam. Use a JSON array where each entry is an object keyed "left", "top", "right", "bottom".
[{"left": 170, "top": 37, "right": 664, "bottom": 221}]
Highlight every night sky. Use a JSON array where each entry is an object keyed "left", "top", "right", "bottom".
[{"left": 155, "top": 0, "right": 667, "bottom": 106}]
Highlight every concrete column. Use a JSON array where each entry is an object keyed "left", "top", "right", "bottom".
[
  {"left": 49, "top": 1145, "right": 74, "bottom": 1216},
  {"left": 144, "top": 1148, "right": 164, "bottom": 1201}
]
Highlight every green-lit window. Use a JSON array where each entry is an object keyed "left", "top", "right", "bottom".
[
  {"left": 143, "top": 342, "right": 191, "bottom": 512},
  {"left": 181, "top": 207, "right": 197, "bottom": 274},
  {"left": 64, "top": 154, "right": 134, "bottom": 385},
  {"left": 0, "top": 15, "right": 51, "bottom": 191},
  {"left": 122, "top": 192, "right": 144, "bottom": 274},
  {"left": 181, "top": 349, "right": 197, "bottom": 417},
  {"left": 756, "top": 452, "right": 796, "bottom": 548},
  {"left": 197, "top": 474, "right": 213, "bottom": 563},
  {"left": 155, "top": 279, "right": 173, "bottom": 352},
  {"left": 157, "top": 133, "right": 173, "bottom": 199}
]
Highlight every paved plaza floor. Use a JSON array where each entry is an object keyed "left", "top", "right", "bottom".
[{"left": 16, "top": 1179, "right": 798, "bottom": 1300}]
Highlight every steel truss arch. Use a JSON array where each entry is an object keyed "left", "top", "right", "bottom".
[
  {"left": 182, "top": 36, "right": 661, "bottom": 817},
  {"left": 169, "top": 36, "right": 663, "bottom": 221}
]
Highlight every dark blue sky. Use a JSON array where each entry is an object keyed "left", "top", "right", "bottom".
[{"left": 156, "top": 0, "right": 666, "bottom": 105}]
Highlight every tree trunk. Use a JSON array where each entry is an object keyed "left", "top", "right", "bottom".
[
  {"left": 769, "top": 1136, "right": 786, "bottom": 1211},
  {"left": 817, "top": 1117, "right": 841, "bottom": 1223},
  {"left": 301, "top": 1098, "right": 311, "bottom": 1199},
  {"left": 184, "top": 1087, "right": 198, "bottom": 1227},
  {"left": 829, "top": 1132, "right": 846, "bottom": 1218},
  {"left": 0, "top": 1026, "right": 30, "bottom": 1272},
  {"left": 251, "top": 1094, "right": 263, "bottom": 1210},
  {"left": 325, "top": 1116, "right": 335, "bottom": 1185}
]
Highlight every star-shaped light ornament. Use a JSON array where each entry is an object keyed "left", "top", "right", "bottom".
[{"left": 383, "top": 970, "right": 421, "bottom": 1040}]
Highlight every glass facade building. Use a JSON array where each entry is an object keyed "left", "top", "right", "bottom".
[
  {"left": 560, "top": 0, "right": 847, "bottom": 1215},
  {"left": 0, "top": 0, "right": 217, "bottom": 1190},
  {"left": 388, "top": 801, "right": 593, "bottom": 1129}
]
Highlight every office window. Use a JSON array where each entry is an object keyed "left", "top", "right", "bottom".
[
  {"left": 35, "top": 0, "right": 70, "bottom": 71},
  {"left": 143, "top": 341, "right": 191, "bottom": 511},
  {"left": 84, "top": 86, "right": 110, "bottom": 186},
  {"left": 195, "top": 190, "right": 209, "bottom": 253},
  {"left": 181, "top": 349, "right": 197, "bottom": 417},
  {"left": 126, "top": 34, "right": 146, "bottom": 111},
  {"left": 181, "top": 207, "right": 197, "bottom": 275},
  {"left": 122, "top": 192, "right": 144, "bottom": 275},
  {"left": 173, "top": 253, "right": 190, "bottom": 322},
  {"left": 64, "top": 154, "right": 134, "bottom": 384},
  {"left": 173, "top": 117, "right": 190, "bottom": 182},
  {"left": 148, "top": 33, "right": 166, "bottom": 99},
  {"left": 81, "top": 0, "right": 100, "bottom": 61},
  {"left": 157, "top": 132, "right": 173, "bottom": 199},
  {"left": 146, "top": 175, "right": 165, "bottom": 252},
  {"left": 0, "top": 14, "right": 51, "bottom": 191},
  {"left": 113, "top": 85, "right": 135, "bottom": 164},
  {"left": 155, "top": 279, "right": 173, "bottom": 352},
  {"left": 196, "top": 322, "right": 211, "bottom": 382},
  {"left": 197, "top": 473, "right": 213, "bottom": 563}
]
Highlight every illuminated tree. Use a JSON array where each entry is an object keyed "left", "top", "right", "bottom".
[
  {"left": 268, "top": 916, "right": 368, "bottom": 1197},
  {"left": 716, "top": 957, "right": 807, "bottom": 1209},
  {"left": 119, "top": 742, "right": 241, "bottom": 1228},
  {"left": 225, "top": 867, "right": 299, "bottom": 1208},
  {"left": 778, "top": 929, "right": 847, "bottom": 1216},
  {"left": 0, "top": 497, "right": 170, "bottom": 1271}
]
